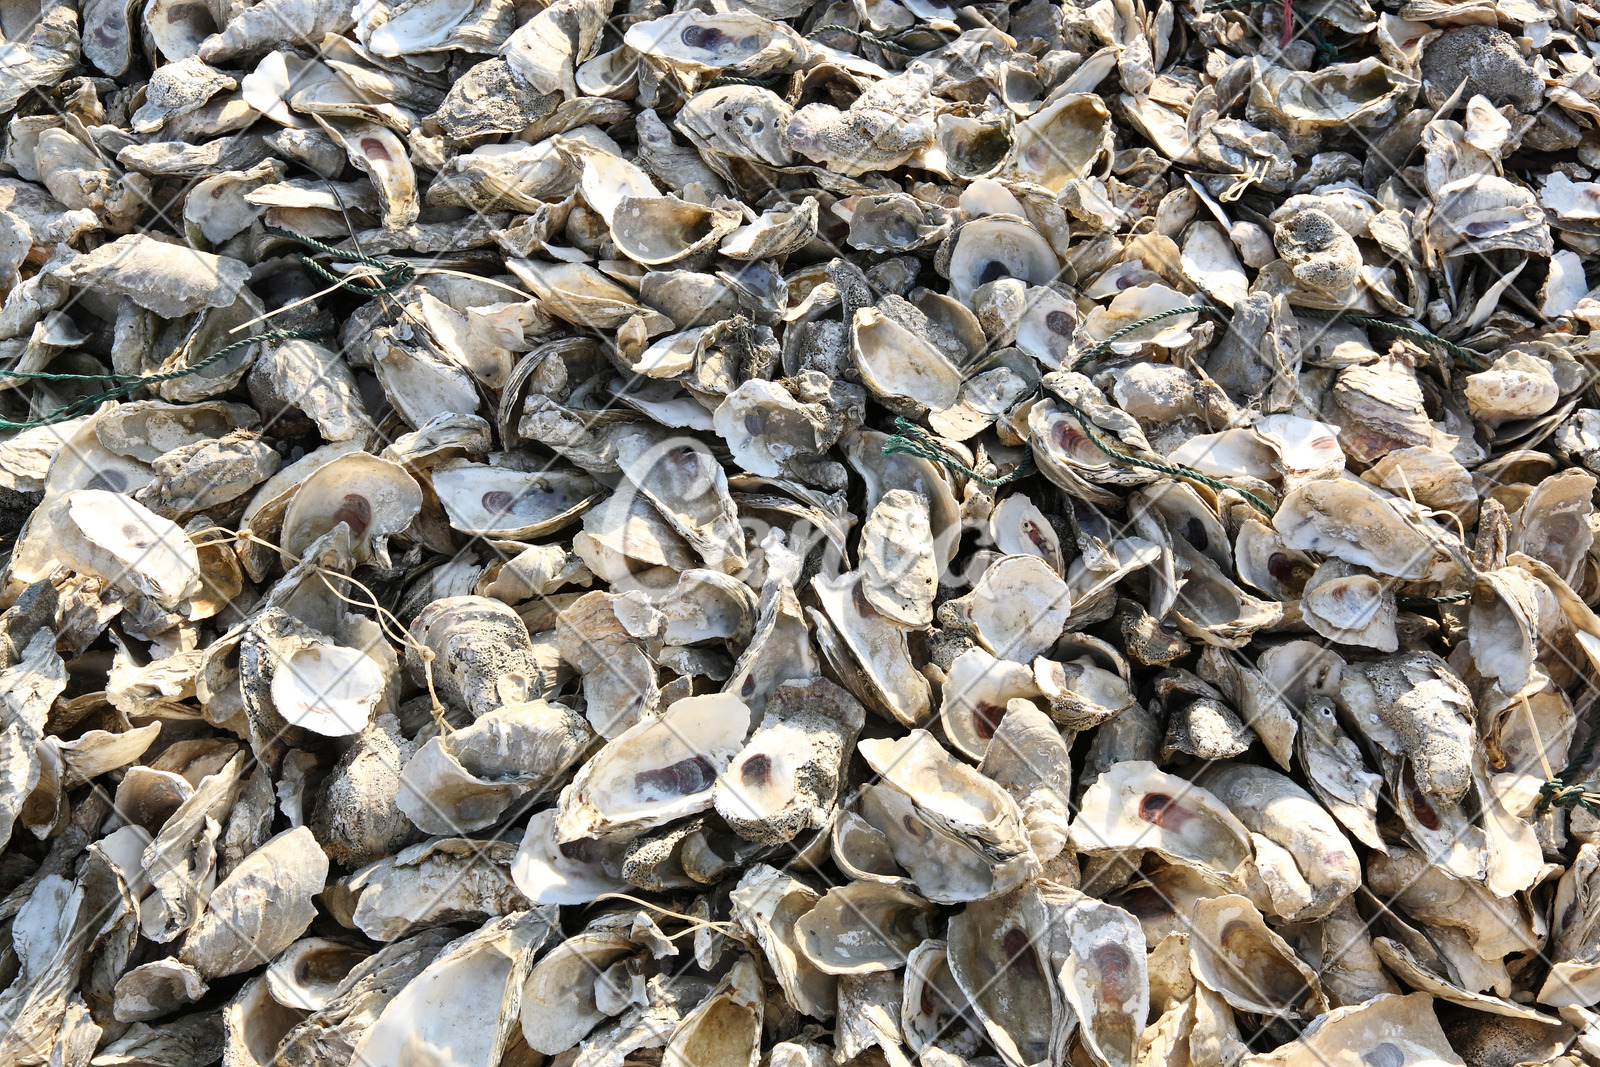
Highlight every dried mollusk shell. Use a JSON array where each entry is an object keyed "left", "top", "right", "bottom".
[
  {"left": 1051, "top": 890, "right": 1150, "bottom": 1067},
  {"left": 431, "top": 460, "right": 601, "bottom": 539},
  {"left": 811, "top": 570, "right": 932, "bottom": 728},
  {"left": 1238, "top": 992, "right": 1470, "bottom": 1067},
  {"left": 1070, "top": 760, "right": 1253, "bottom": 880},
  {"left": 1010, "top": 92, "right": 1113, "bottom": 191},
  {"left": 903, "top": 938, "right": 986, "bottom": 1057},
  {"left": 859, "top": 488, "right": 938, "bottom": 627},
  {"left": 626, "top": 11, "right": 809, "bottom": 83},
  {"left": 509, "top": 808, "right": 627, "bottom": 906},
  {"left": 329, "top": 837, "right": 531, "bottom": 942},
  {"left": 712, "top": 378, "right": 833, "bottom": 483},
  {"left": 1338, "top": 651, "right": 1474, "bottom": 804},
  {"left": 851, "top": 304, "right": 963, "bottom": 413},
  {"left": 1246, "top": 58, "right": 1415, "bottom": 154},
  {"left": 611, "top": 195, "right": 744, "bottom": 266},
  {"left": 858, "top": 730, "right": 1039, "bottom": 903},
  {"left": 731, "top": 864, "right": 838, "bottom": 1021},
  {"left": 843, "top": 428, "right": 963, "bottom": 575},
  {"left": 1168, "top": 536, "right": 1284, "bottom": 649},
  {"left": 1193, "top": 762, "right": 1361, "bottom": 922},
  {"left": 662, "top": 953, "right": 766, "bottom": 1067},
  {"left": 410, "top": 595, "right": 558, "bottom": 719},
  {"left": 555, "top": 692, "right": 751, "bottom": 841},
  {"left": 1299, "top": 558, "right": 1398, "bottom": 651},
  {"left": 1273, "top": 475, "right": 1456, "bottom": 581},
  {"left": 1033, "top": 654, "right": 1137, "bottom": 731},
  {"left": 989, "top": 492, "right": 1067, "bottom": 575},
  {"left": 40, "top": 489, "right": 202, "bottom": 608},
  {"left": 677, "top": 84, "right": 795, "bottom": 168},
  {"left": 265, "top": 937, "right": 373, "bottom": 1011},
  {"left": 979, "top": 700, "right": 1074, "bottom": 862},
  {"left": 280, "top": 451, "right": 422, "bottom": 566},
  {"left": 946, "top": 883, "right": 1067, "bottom": 1067},
  {"left": 713, "top": 677, "right": 864, "bottom": 846},
  {"left": 839, "top": 193, "right": 955, "bottom": 254},
  {"left": 353, "top": 909, "right": 556, "bottom": 1067},
  {"left": 1188, "top": 894, "right": 1328, "bottom": 1018},
  {"left": 940, "top": 647, "right": 1044, "bottom": 761},
  {"left": 179, "top": 826, "right": 328, "bottom": 979},
  {"left": 941, "top": 554, "right": 1072, "bottom": 663},
  {"left": 943, "top": 214, "right": 1061, "bottom": 305},
  {"left": 1082, "top": 284, "right": 1201, "bottom": 356},
  {"left": 795, "top": 882, "right": 936, "bottom": 974},
  {"left": 262, "top": 621, "right": 391, "bottom": 738},
  {"left": 95, "top": 399, "right": 261, "bottom": 463},
  {"left": 396, "top": 699, "right": 593, "bottom": 835}
]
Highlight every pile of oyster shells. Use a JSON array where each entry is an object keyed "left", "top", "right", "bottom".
[{"left": 8, "top": 0, "right": 1600, "bottom": 1064}]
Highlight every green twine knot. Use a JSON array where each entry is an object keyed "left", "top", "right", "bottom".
[
  {"left": 1071, "top": 305, "right": 1218, "bottom": 372},
  {"left": 264, "top": 226, "right": 417, "bottom": 296},
  {"left": 1536, "top": 726, "right": 1600, "bottom": 817},
  {"left": 1291, "top": 308, "right": 1488, "bottom": 371},
  {"left": 881, "top": 417, "right": 1034, "bottom": 486}
]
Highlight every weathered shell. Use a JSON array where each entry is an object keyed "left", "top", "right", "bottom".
[
  {"left": 944, "top": 215, "right": 1060, "bottom": 305},
  {"left": 354, "top": 909, "right": 555, "bottom": 1067},
  {"left": 812, "top": 570, "right": 932, "bottom": 727},
  {"left": 1188, "top": 894, "right": 1328, "bottom": 1018},
  {"left": 180, "top": 827, "right": 328, "bottom": 979},
  {"left": 265, "top": 938, "right": 373, "bottom": 1011},
  {"left": 330, "top": 838, "right": 532, "bottom": 941},
  {"left": 555, "top": 693, "right": 751, "bottom": 840},
  {"left": 979, "top": 701, "right": 1073, "bottom": 862},
  {"left": 942, "top": 555, "right": 1072, "bottom": 662},
  {"left": 713, "top": 678, "right": 863, "bottom": 845},
  {"left": 280, "top": 451, "right": 422, "bottom": 565},
  {"left": 397, "top": 699, "right": 592, "bottom": 834},
  {"left": 1193, "top": 762, "right": 1360, "bottom": 921},
  {"left": 731, "top": 864, "right": 838, "bottom": 1020},
  {"left": 796, "top": 882, "right": 936, "bottom": 974},
  {"left": 1052, "top": 890, "right": 1150, "bottom": 1067},
  {"left": 940, "top": 647, "right": 1043, "bottom": 761},
  {"left": 39, "top": 489, "right": 202, "bottom": 608},
  {"left": 858, "top": 730, "right": 1038, "bottom": 903},
  {"left": 410, "top": 595, "right": 557, "bottom": 722},
  {"left": 946, "top": 883, "right": 1067, "bottom": 1067},
  {"left": 1070, "top": 760, "right": 1253, "bottom": 879}
]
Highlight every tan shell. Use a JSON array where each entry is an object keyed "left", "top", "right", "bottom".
[
  {"left": 795, "top": 882, "right": 936, "bottom": 974},
  {"left": 555, "top": 692, "right": 751, "bottom": 841},
  {"left": 858, "top": 730, "right": 1038, "bottom": 903},
  {"left": 1070, "top": 760, "right": 1252, "bottom": 879},
  {"left": 1189, "top": 894, "right": 1328, "bottom": 1018}
]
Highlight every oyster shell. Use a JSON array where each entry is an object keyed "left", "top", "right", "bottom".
[{"left": 555, "top": 693, "right": 750, "bottom": 841}]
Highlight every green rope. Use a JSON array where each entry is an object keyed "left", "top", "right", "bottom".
[
  {"left": 1397, "top": 591, "right": 1471, "bottom": 606},
  {"left": 1537, "top": 717, "right": 1600, "bottom": 818},
  {"left": 1047, "top": 392, "right": 1280, "bottom": 517},
  {"left": 0, "top": 327, "right": 333, "bottom": 431},
  {"left": 709, "top": 74, "right": 786, "bottom": 87},
  {"left": 1070, "top": 304, "right": 1488, "bottom": 373},
  {"left": 1292, "top": 308, "right": 1488, "bottom": 371},
  {"left": 264, "top": 225, "right": 417, "bottom": 295},
  {"left": 1071, "top": 305, "right": 1218, "bottom": 371},
  {"left": 882, "top": 417, "right": 1034, "bottom": 486},
  {"left": 806, "top": 24, "right": 926, "bottom": 55}
]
